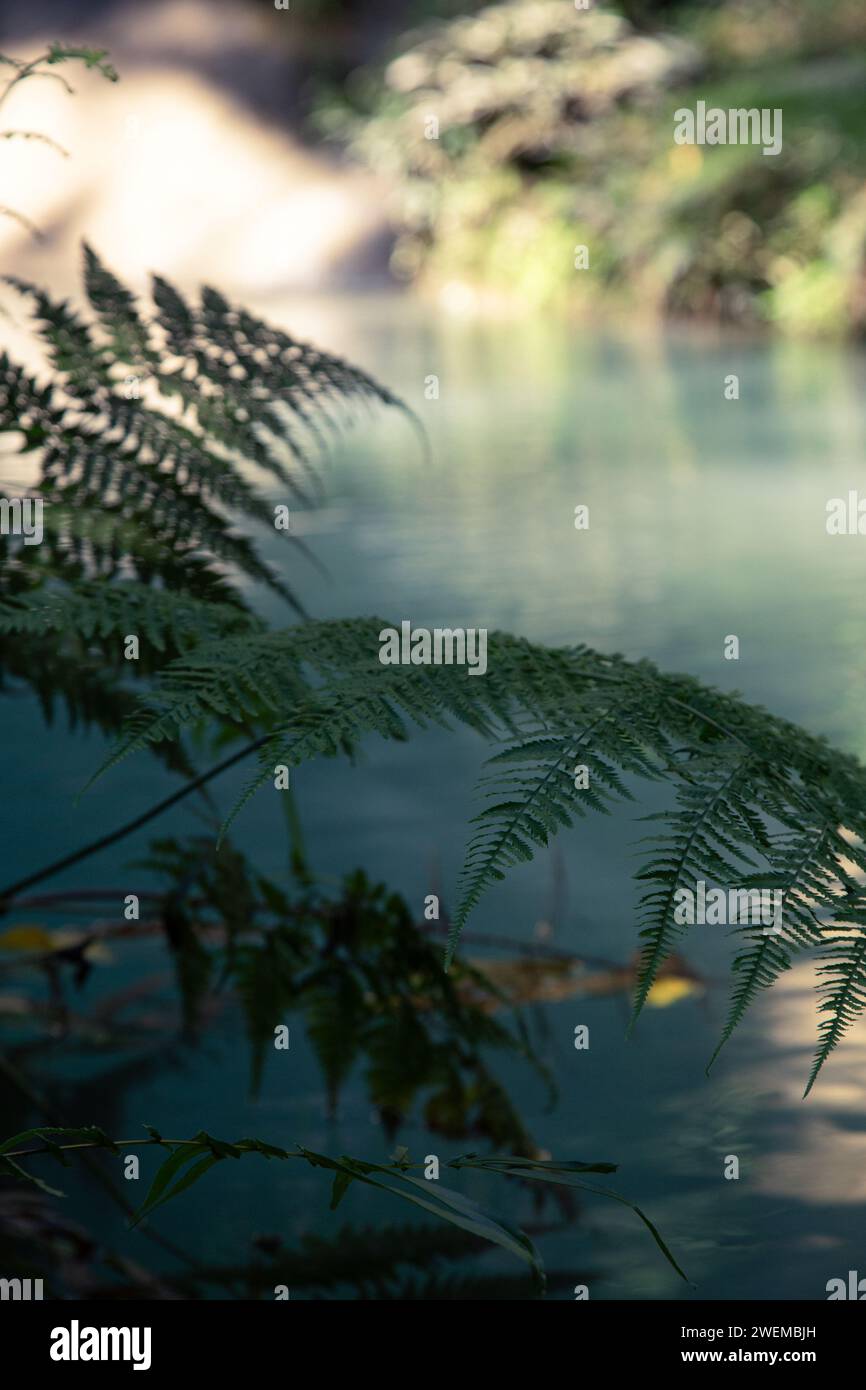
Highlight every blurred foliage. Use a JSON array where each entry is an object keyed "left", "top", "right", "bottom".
[
  {"left": 137, "top": 837, "right": 551, "bottom": 1150},
  {"left": 0, "top": 1191, "right": 588, "bottom": 1299},
  {"left": 0, "top": 244, "right": 408, "bottom": 612},
  {"left": 0, "top": 830, "right": 551, "bottom": 1154},
  {"left": 0, "top": 45, "right": 117, "bottom": 239},
  {"left": 322, "top": 0, "right": 866, "bottom": 333}
]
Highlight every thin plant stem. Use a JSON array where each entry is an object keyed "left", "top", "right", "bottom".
[
  {"left": 0, "top": 735, "right": 270, "bottom": 910},
  {"left": 0, "top": 1055, "right": 197, "bottom": 1265}
]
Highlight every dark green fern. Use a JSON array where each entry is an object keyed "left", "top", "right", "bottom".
[
  {"left": 0, "top": 245, "right": 412, "bottom": 610},
  {"left": 50, "top": 616, "right": 866, "bottom": 1094}
]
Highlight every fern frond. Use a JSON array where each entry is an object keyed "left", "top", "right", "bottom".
[
  {"left": 449, "top": 693, "right": 668, "bottom": 966},
  {"left": 74, "top": 616, "right": 866, "bottom": 1087},
  {"left": 0, "top": 581, "right": 259, "bottom": 650},
  {"left": 631, "top": 754, "right": 760, "bottom": 1023},
  {"left": 1, "top": 247, "right": 411, "bottom": 606},
  {"left": 805, "top": 910, "right": 866, "bottom": 1096},
  {"left": 706, "top": 822, "right": 837, "bottom": 1071}
]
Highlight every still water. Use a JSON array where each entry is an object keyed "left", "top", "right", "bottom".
[{"left": 4, "top": 296, "right": 866, "bottom": 1298}]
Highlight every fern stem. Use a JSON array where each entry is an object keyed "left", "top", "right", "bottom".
[
  {"left": 0, "top": 736, "right": 269, "bottom": 911},
  {"left": 1, "top": 1138, "right": 288, "bottom": 1160},
  {"left": 663, "top": 694, "right": 752, "bottom": 751},
  {"left": 0, "top": 51, "right": 69, "bottom": 112}
]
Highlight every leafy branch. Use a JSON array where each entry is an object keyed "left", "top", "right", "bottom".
[
  {"left": 0, "top": 46, "right": 118, "bottom": 238},
  {"left": 0, "top": 1125, "right": 688, "bottom": 1288}
]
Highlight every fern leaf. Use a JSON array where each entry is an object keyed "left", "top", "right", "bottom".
[
  {"left": 805, "top": 911, "right": 866, "bottom": 1096},
  {"left": 448, "top": 695, "right": 662, "bottom": 967},
  {"left": 1, "top": 248, "right": 411, "bottom": 608},
  {"left": 0, "top": 581, "right": 259, "bottom": 650},
  {"left": 706, "top": 822, "right": 835, "bottom": 1071},
  {"left": 630, "top": 755, "right": 757, "bottom": 1026}
]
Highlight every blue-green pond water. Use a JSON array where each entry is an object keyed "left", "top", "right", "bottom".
[{"left": 4, "top": 298, "right": 866, "bottom": 1298}]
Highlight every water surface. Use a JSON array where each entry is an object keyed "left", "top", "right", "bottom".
[{"left": 4, "top": 298, "right": 866, "bottom": 1298}]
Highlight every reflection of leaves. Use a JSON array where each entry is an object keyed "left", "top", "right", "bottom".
[
  {"left": 162, "top": 896, "right": 213, "bottom": 1039},
  {"left": 303, "top": 972, "right": 365, "bottom": 1114},
  {"left": 183, "top": 1222, "right": 533, "bottom": 1298},
  {"left": 139, "top": 837, "right": 255, "bottom": 1043},
  {"left": 365, "top": 1001, "right": 440, "bottom": 1125},
  {"left": 128, "top": 841, "right": 548, "bottom": 1149},
  {"left": 234, "top": 930, "right": 302, "bottom": 1096},
  {"left": 0, "top": 1208, "right": 586, "bottom": 1301},
  {"left": 466, "top": 950, "right": 704, "bottom": 1010}
]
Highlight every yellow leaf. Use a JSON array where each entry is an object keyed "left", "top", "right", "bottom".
[
  {"left": 0, "top": 924, "right": 55, "bottom": 952},
  {"left": 646, "top": 976, "right": 701, "bottom": 1008}
]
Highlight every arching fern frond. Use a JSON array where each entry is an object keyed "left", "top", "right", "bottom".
[
  {"left": 451, "top": 692, "right": 671, "bottom": 965},
  {"left": 0, "top": 253, "right": 414, "bottom": 756},
  {"left": 0, "top": 246, "right": 413, "bottom": 606},
  {"left": 74, "top": 616, "right": 866, "bottom": 1090}
]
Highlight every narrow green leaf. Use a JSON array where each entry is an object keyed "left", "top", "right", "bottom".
[
  {"left": 129, "top": 1143, "right": 209, "bottom": 1226},
  {"left": 0, "top": 1154, "right": 65, "bottom": 1197}
]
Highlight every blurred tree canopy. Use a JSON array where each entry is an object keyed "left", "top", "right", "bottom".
[{"left": 319, "top": 0, "right": 866, "bottom": 334}]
